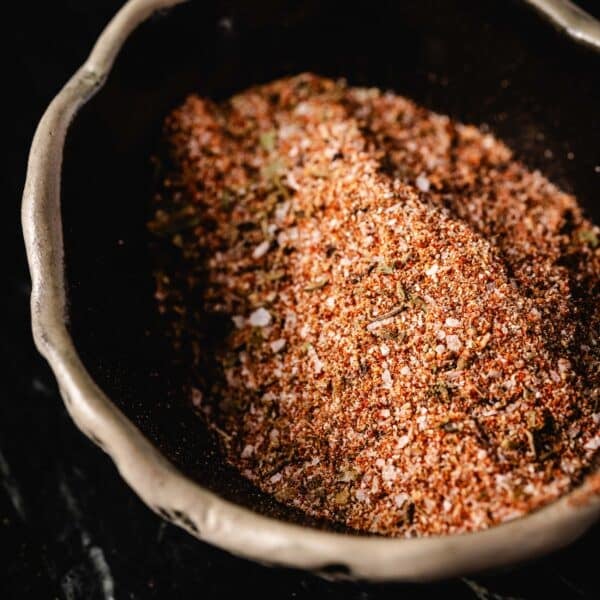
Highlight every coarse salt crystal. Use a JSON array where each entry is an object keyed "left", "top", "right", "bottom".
[
  {"left": 307, "top": 345, "right": 324, "bottom": 374},
  {"left": 270, "top": 472, "right": 282, "bottom": 484},
  {"left": 400, "top": 365, "right": 411, "bottom": 376},
  {"left": 232, "top": 315, "right": 245, "bottom": 329},
  {"left": 326, "top": 296, "right": 336, "bottom": 309},
  {"left": 295, "top": 101, "right": 311, "bottom": 116},
  {"left": 313, "top": 356, "right": 324, "bottom": 374},
  {"left": 224, "top": 368, "right": 237, "bottom": 387},
  {"left": 382, "top": 368, "right": 393, "bottom": 389},
  {"left": 425, "top": 263, "right": 439, "bottom": 278},
  {"left": 557, "top": 358, "right": 570, "bottom": 374},
  {"left": 443, "top": 499, "right": 453, "bottom": 512},
  {"left": 366, "top": 317, "right": 396, "bottom": 332},
  {"left": 275, "top": 201, "right": 290, "bottom": 221},
  {"left": 397, "top": 434, "right": 410, "bottom": 449},
  {"left": 584, "top": 436, "right": 600, "bottom": 451},
  {"left": 428, "top": 498, "right": 442, "bottom": 512},
  {"left": 445, "top": 369, "right": 463, "bottom": 380},
  {"left": 190, "top": 387, "right": 203, "bottom": 407},
  {"left": 249, "top": 307, "right": 272, "bottom": 327},
  {"left": 446, "top": 335, "right": 461, "bottom": 352},
  {"left": 380, "top": 343, "right": 390, "bottom": 357},
  {"left": 270, "top": 338, "right": 286, "bottom": 353},
  {"left": 286, "top": 171, "right": 300, "bottom": 190},
  {"left": 285, "top": 311, "right": 297, "bottom": 328},
  {"left": 445, "top": 317, "right": 461, "bottom": 328},
  {"left": 416, "top": 173, "right": 431, "bottom": 192},
  {"left": 382, "top": 464, "right": 398, "bottom": 481},
  {"left": 241, "top": 444, "right": 254, "bottom": 458},
  {"left": 371, "top": 477, "right": 380, "bottom": 494},
  {"left": 500, "top": 510, "right": 525, "bottom": 523},
  {"left": 435, "top": 344, "right": 446, "bottom": 355},
  {"left": 261, "top": 391, "right": 275, "bottom": 403},
  {"left": 379, "top": 408, "right": 391, "bottom": 419},
  {"left": 356, "top": 489, "right": 368, "bottom": 502},
  {"left": 252, "top": 240, "right": 270, "bottom": 259},
  {"left": 394, "top": 493, "right": 410, "bottom": 508}
]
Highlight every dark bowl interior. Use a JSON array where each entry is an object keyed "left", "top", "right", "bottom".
[{"left": 62, "top": 0, "right": 600, "bottom": 533}]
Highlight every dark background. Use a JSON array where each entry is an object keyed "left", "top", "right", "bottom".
[{"left": 4, "top": 1, "right": 600, "bottom": 598}]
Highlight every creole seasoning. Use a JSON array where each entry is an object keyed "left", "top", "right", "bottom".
[{"left": 149, "top": 74, "right": 600, "bottom": 537}]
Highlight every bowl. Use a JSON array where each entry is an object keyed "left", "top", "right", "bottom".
[{"left": 22, "top": 0, "right": 600, "bottom": 581}]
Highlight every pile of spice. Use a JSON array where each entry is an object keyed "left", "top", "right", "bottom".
[{"left": 149, "top": 74, "right": 600, "bottom": 537}]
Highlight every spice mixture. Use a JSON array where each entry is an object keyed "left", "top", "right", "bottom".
[{"left": 149, "top": 74, "right": 600, "bottom": 537}]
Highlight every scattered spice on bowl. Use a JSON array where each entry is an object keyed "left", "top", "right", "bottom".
[{"left": 148, "top": 74, "right": 600, "bottom": 537}]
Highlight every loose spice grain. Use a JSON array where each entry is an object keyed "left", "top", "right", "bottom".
[{"left": 149, "top": 74, "right": 600, "bottom": 537}]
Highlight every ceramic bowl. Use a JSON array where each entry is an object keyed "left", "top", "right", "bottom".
[{"left": 22, "top": 0, "right": 600, "bottom": 581}]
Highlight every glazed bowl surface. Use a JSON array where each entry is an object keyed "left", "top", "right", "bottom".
[{"left": 22, "top": 0, "right": 600, "bottom": 581}]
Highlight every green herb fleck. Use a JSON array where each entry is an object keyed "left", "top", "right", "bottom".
[
  {"left": 339, "top": 468, "right": 360, "bottom": 483},
  {"left": 372, "top": 327, "right": 404, "bottom": 341},
  {"left": 456, "top": 355, "right": 469, "bottom": 370},
  {"left": 578, "top": 229, "right": 599, "bottom": 248},
  {"left": 429, "top": 382, "right": 450, "bottom": 403},
  {"left": 501, "top": 436, "right": 520, "bottom": 452},
  {"left": 396, "top": 283, "right": 407, "bottom": 303},
  {"left": 220, "top": 190, "right": 236, "bottom": 212},
  {"left": 266, "top": 270, "right": 286, "bottom": 281},
  {"left": 334, "top": 488, "right": 350, "bottom": 505},
  {"left": 377, "top": 263, "right": 395, "bottom": 275},
  {"left": 440, "top": 420, "right": 461, "bottom": 433},
  {"left": 262, "top": 158, "right": 284, "bottom": 181},
  {"left": 304, "top": 277, "right": 329, "bottom": 291},
  {"left": 367, "top": 306, "right": 405, "bottom": 327},
  {"left": 409, "top": 294, "right": 427, "bottom": 312},
  {"left": 249, "top": 327, "right": 265, "bottom": 348},
  {"left": 147, "top": 207, "right": 201, "bottom": 236},
  {"left": 262, "top": 158, "right": 290, "bottom": 201},
  {"left": 525, "top": 429, "right": 537, "bottom": 457},
  {"left": 526, "top": 410, "right": 537, "bottom": 429},
  {"left": 259, "top": 129, "right": 277, "bottom": 152}
]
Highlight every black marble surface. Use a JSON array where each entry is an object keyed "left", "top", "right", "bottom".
[{"left": 4, "top": 1, "right": 600, "bottom": 598}]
